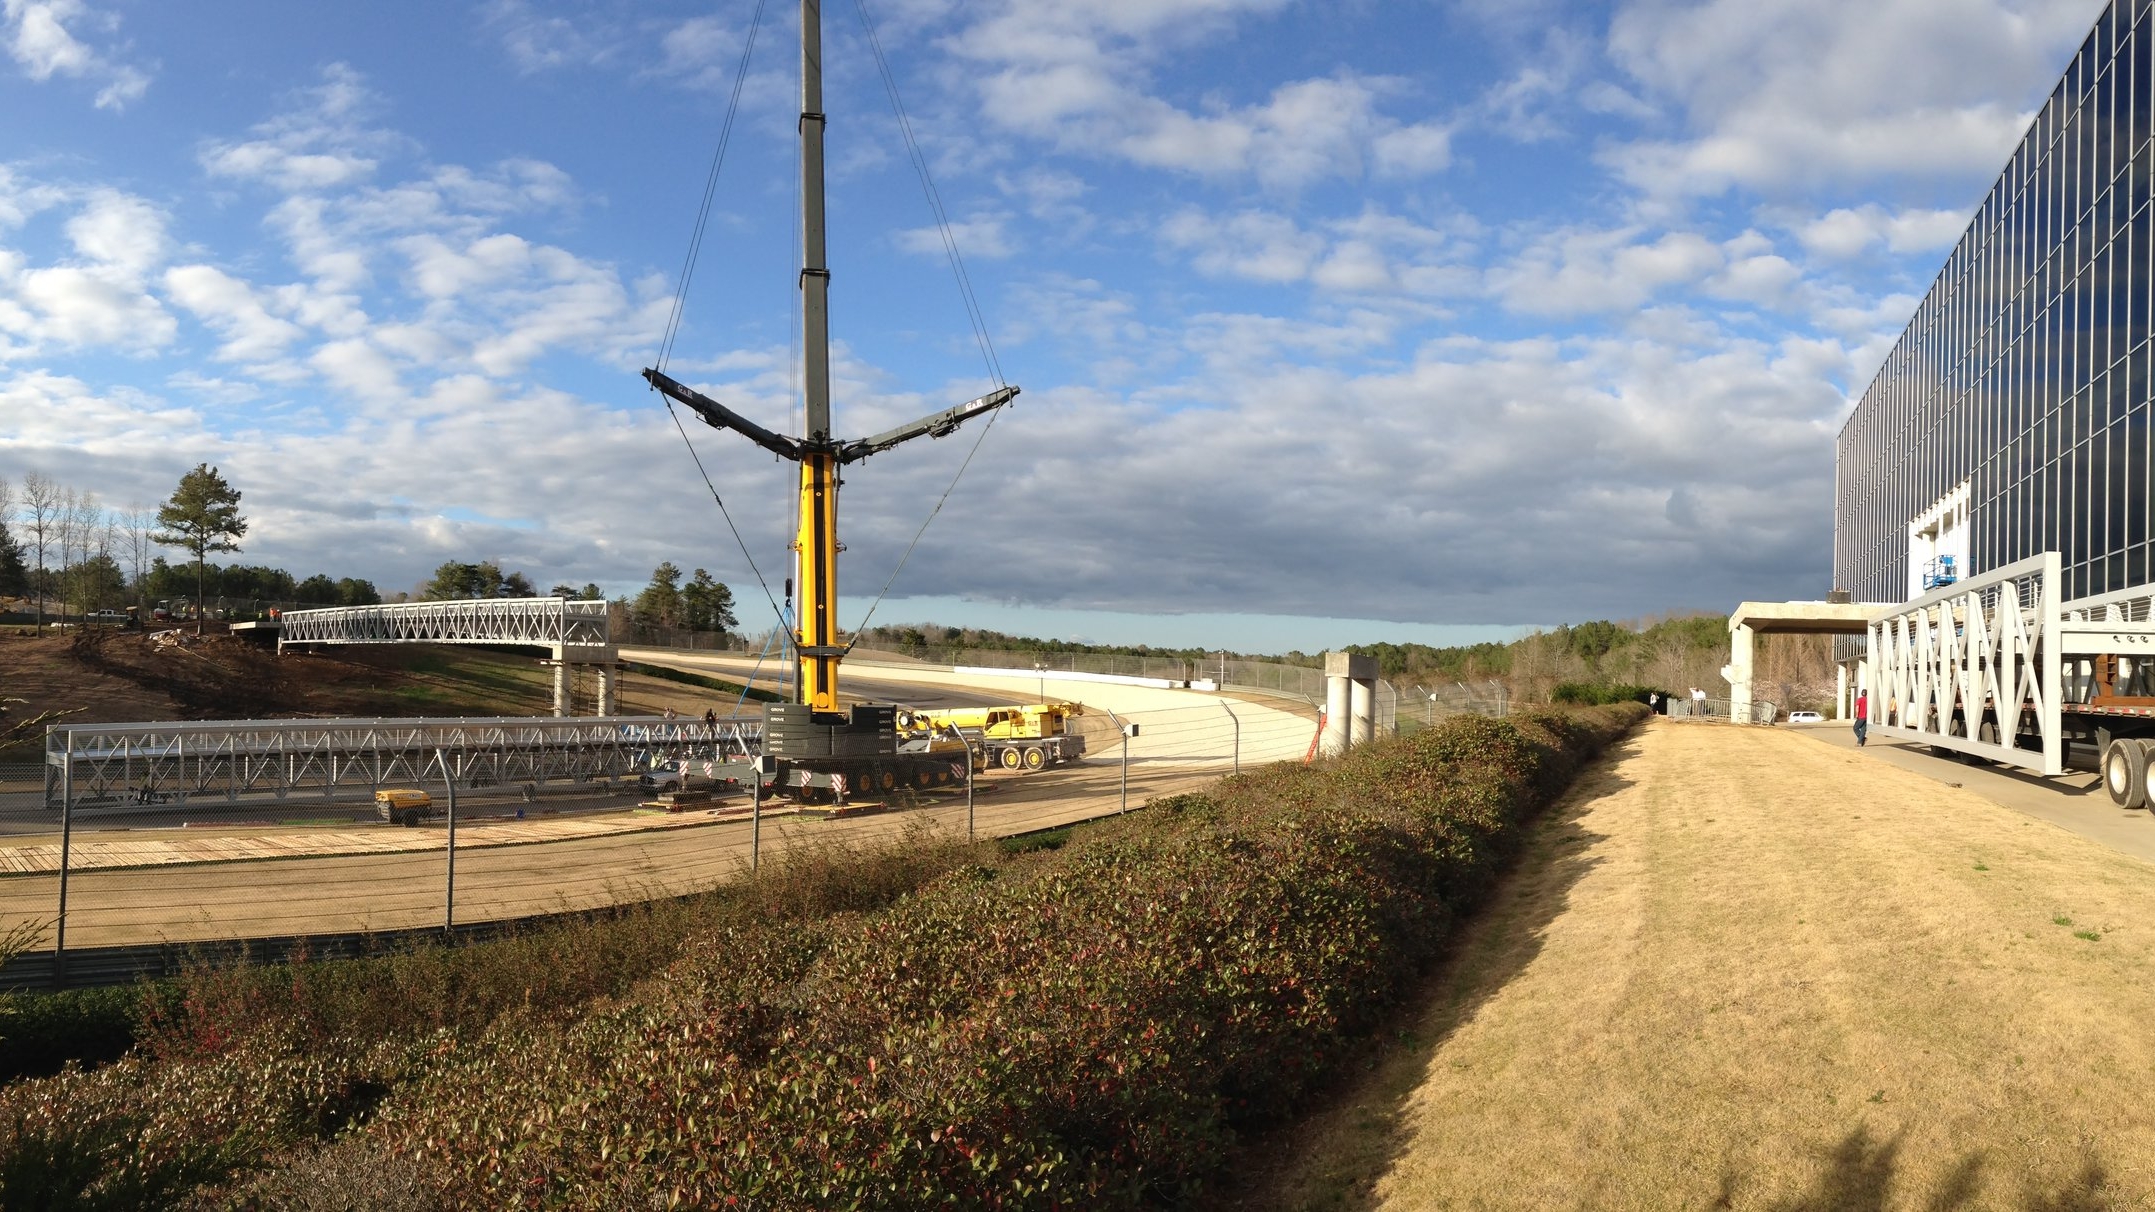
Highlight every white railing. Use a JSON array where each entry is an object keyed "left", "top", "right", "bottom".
[
  {"left": 42, "top": 714, "right": 756, "bottom": 809},
  {"left": 1867, "top": 552, "right": 2061, "bottom": 774},
  {"left": 278, "top": 597, "right": 611, "bottom": 655}
]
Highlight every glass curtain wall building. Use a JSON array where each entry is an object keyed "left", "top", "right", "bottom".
[{"left": 1836, "top": 0, "right": 2155, "bottom": 605}]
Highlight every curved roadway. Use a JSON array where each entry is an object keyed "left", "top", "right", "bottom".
[{"left": 0, "top": 653, "right": 1322, "bottom": 955}]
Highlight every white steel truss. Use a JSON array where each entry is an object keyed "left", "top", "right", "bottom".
[
  {"left": 1868, "top": 552, "right": 2062, "bottom": 774},
  {"left": 278, "top": 597, "right": 613, "bottom": 660},
  {"left": 44, "top": 715, "right": 761, "bottom": 811}
]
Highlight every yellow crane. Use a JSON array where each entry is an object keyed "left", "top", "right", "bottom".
[{"left": 642, "top": 0, "right": 1017, "bottom": 801}]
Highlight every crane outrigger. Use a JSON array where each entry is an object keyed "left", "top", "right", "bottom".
[{"left": 643, "top": 0, "right": 1016, "bottom": 801}]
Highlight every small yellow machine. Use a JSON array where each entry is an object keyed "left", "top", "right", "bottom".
[{"left": 375, "top": 788, "right": 434, "bottom": 827}]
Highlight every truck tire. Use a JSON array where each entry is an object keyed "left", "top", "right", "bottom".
[
  {"left": 999, "top": 748, "right": 1021, "bottom": 770},
  {"left": 2103, "top": 738, "right": 2148, "bottom": 809},
  {"left": 1023, "top": 746, "right": 1046, "bottom": 770}
]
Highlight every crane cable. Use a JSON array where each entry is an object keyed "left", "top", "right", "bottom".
[
  {"left": 651, "top": 0, "right": 794, "bottom": 644},
  {"left": 842, "top": 0, "right": 1011, "bottom": 647},
  {"left": 852, "top": 0, "right": 1005, "bottom": 388},
  {"left": 657, "top": 0, "right": 768, "bottom": 374}
]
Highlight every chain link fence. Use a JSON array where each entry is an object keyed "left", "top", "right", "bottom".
[{"left": 0, "top": 691, "right": 1344, "bottom": 987}]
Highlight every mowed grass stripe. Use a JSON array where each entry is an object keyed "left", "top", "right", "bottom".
[{"left": 1257, "top": 719, "right": 2155, "bottom": 1211}]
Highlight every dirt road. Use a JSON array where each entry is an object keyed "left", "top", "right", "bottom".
[{"left": 1258, "top": 718, "right": 2155, "bottom": 1211}]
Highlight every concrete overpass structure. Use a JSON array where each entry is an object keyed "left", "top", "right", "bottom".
[
  {"left": 1725, "top": 600, "right": 1879, "bottom": 723},
  {"left": 278, "top": 598, "right": 619, "bottom": 716}
]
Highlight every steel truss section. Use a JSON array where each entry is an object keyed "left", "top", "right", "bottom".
[
  {"left": 1868, "top": 552, "right": 2062, "bottom": 774},
  {"left": 277, "top": 597, "right": 613, "bottom": 657},
  {"left": 44, "top": 715, "right": 762, "bottom": 812}
]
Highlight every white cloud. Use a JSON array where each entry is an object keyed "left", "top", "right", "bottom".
[
  {"left": 1793, "top": 203, "right": 1971, "bottom": 259},
  {"left": 162, "top": 265, "right": 306, "bottom": 364},
  {"left": 1489, "top": 226, "right": 1726, "bottom": 315},
  {"left": 896, "top": 216, "right": 1017, "bottom": 260},
  {"left": 1161, "top": 209, "right": 1324, "bottom": 283},
  {"left": 2, "top": 0, "right": 149, "bottom": 109},
  {"left": 949, "top": 0, "right": 1450, "bottom": 188},
  {"left": 484, "top": 0, "right": 621, "bottom": 73},
  {"left": 201, "top": 64, "right": 394, "bottom": 193},
  {"left": 65, "top": 189, "right": 167, "bottom": 276},
  {"left": 1603, "top": 0, "right": 2096, "bottom": 197}
]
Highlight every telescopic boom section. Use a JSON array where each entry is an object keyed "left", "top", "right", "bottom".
[{"left": 643, "top": 0, "right": 1017, "bottom": 712}]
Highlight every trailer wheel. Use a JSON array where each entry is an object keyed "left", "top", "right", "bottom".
[
  {"left": 1023, "top": 746, "right": 1046, "bottom": 771},
  {"left": 999, "top": 748, "right": 1022, "bottom": 770},
  {"left": 2103, "top": 738, "right": 2148, "bottom": 809}
]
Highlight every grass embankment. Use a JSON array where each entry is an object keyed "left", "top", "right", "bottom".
[
  {"left": 1249, "top": 720, "right": 2155, "bottom": 1210},
  {"left": 0, "top": 705, "right": 1641, "bottom": 1209}
]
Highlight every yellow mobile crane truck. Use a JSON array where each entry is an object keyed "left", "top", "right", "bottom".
[{"left": 897, "top": 703, "right": 1087, "bottom": 771}]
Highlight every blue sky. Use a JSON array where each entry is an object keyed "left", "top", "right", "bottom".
[{"left": 0, "top": 0, "right": 2107, "bottom": 651}]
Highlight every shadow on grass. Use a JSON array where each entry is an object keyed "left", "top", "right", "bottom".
[
  {"left": 1724, "top": 1124, "right": 2104, "bottom": 1212},
  {"left": 1217, "top": 734, "right": 1640, "bottom": 1212}
]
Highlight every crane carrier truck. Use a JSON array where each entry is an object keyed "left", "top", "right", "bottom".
[{"left": 895, "top": 702, "right": 1088, "bottom": 771}]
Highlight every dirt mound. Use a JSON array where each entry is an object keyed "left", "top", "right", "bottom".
[{"left": 0, "top": 631, "right": 537, "bottom": 759}]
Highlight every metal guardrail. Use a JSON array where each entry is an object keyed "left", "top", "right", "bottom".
[{"left": 1668, "top": 696, "right": 1779, "bottom": 724}]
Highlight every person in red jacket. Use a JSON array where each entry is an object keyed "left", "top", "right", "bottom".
[{"left": 1854, "top": 690, "right": 1869, "bottom": 747}]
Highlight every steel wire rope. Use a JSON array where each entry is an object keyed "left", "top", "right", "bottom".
[
  {"left": 851, "top": 0, "right": 1004, "bottom": 387},
  {"left": 646, "top": 0, "right": 795, "bottom": 647},
  {"left": 836, "top": 0, "right": 1015, "bottom": 647}
]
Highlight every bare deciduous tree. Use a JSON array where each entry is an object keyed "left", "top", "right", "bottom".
[
  {"left": 19, "top": 473, "right": 59, "bottom": 628},
  {"left": 123, "top": 506, "right": 156, "bottom": 612}
]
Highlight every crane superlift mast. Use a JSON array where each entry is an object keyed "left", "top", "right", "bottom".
[{"left": 643, "top": 0, "right": 1016, "bottom": 801}]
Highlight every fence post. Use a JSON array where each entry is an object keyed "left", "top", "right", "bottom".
[
  {"left": 751, "top": 758, "right": 763, "bottom": 872},
  {"left": 438, "top": 749, "right": 458, "bottom": 933},
  {"left": 1220, "top": 702, "right": 1239, "bottom": 775},
  {"left": 55, "top": 730, "right": 72, "bottom": 989},
  {"left": 966, "top": 742, "right": 976, "bottom": 842},
  {"left": 1119, "top": 721, "right": 1139, "bottom": 813}
]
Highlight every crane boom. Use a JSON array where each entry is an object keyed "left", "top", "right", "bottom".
[{"left": 641, "top": 0, "right": 1016, "bottom": 715}]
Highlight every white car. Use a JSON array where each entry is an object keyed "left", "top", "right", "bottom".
[{"left": 1786, "top": 710, "right": 1825, "bottom": 724}]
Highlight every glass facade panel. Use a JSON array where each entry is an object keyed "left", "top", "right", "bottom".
[{"left": 1836, "top": 0, "right": 2155, "bottom": 604}]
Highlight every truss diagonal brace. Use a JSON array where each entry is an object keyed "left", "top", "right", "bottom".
[
  {"left": 838, "top": 386, "right": 1019, "bottom": 464},
  {"left": 644, "top": 368, "right": 803, "bottom": 462}
]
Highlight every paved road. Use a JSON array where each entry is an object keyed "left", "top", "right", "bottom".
[{"left": 0, "top": 654, "right": 1323, "bottom": 951}]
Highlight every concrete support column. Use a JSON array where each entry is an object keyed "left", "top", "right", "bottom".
[
  {"left": 1324, "top": 652, "right": 1378, "bottom": 755},
  {"left": 597, "top": 664, "right": 619, "bottom": 717},
  {"left": 552, "top": 661, "right": 569, "bottom": 718},
  {"left": 1349, "top": 677, "right": 1375, "bottom": 747},
  {"left": 1725, "top": 623, "right": 1755, "bottom": 723},
  {"left": 1835, "top": 663, "right": 1848, "bottom": 721}
]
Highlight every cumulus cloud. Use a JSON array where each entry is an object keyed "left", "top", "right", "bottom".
[
  {"left": 1603, "top": 0, "right": 2095, "bottom": 197},
  {"left": 945, "top": 0, "right": 1452, "bottom": 189},
  {"left": 2, "top": 0, "right": 149, "bottom": 110}
]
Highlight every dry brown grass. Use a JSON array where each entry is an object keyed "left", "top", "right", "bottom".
[{"left": 1242, "top": 718, "right": 2155, "bottom": 1211}]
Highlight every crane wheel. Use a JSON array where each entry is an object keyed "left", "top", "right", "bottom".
[
  {"left": 1023, "top": 747, "right": 1046, "bottom": 771},
  {"left": 914, "top": 768, "right": 935, "bottom": 790},
  {"left": 998, "top": 748, "right": 1022, "bottom": 770},
  {"left": 878, "top": 769, "right": 896, "bottom": 792}
]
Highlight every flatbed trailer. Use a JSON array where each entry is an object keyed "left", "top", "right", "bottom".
[{"left": 1863, "top": 551, "right": 2155, "bottom": 804}]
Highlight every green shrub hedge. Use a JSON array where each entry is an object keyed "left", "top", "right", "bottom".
[
  {"left": 1550, "top": 681, "right": 1667, "bottom": 708},
  {"left": 0, "top": 704, "right": 1645, "bottom": 1209}
]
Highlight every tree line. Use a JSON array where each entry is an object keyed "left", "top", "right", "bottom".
[{"left": 0, "top": 465, "right": 359, "bottom": 632}]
